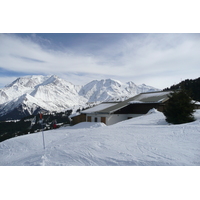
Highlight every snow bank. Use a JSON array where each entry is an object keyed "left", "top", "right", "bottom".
[
  {"left": 66, "top": 122, "right": 106, "bottom": 129},
  {"left": 147, "top": 108, "right": 159, "bottom": 114}
]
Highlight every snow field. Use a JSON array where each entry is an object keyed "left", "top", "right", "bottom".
[{"left": 1, "top": 110, "right": 200, "bottom": 166}]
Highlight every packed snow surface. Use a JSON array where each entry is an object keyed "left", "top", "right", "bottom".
[{"left": 1, "top": 110, "right": 200, "bottom": 166}]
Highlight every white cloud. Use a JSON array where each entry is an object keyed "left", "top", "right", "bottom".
[
  {"left": 0, "top": 34, "right": 110, "bottom": 75},
  {"left": 0, "top": 33, "right": 200, "bottom": 89}
]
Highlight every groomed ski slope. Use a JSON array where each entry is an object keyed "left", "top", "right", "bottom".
[{"left": 0, "top": 109, "right": 200, "bottom": 166}]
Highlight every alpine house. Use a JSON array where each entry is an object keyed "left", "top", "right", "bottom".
[{"left": 71, "top": 91, "right": 173, "bottom": 125}]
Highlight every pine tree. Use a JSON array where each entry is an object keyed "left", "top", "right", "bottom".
[{"left": 163, "top": 90, "right": 195, "bottom": 124}]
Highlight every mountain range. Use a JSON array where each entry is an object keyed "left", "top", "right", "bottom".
[{"left": 0, "top": 75, "right": 159, "bottom": 120}]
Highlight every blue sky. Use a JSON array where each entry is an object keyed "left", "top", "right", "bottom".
[{"left": 0, "top": 33, "right": 200, "bottom": 89}]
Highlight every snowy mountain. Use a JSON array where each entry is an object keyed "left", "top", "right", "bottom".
[
  {"left": 0, "top": 93, "right": 53, "bottom": 120},
  {"left": 79, "top": 79, "right": 159, "bottom": 102},
  {"left": 1, "top": 75, "right": 49, "bottom": 104},
  {"left": 0, "top": 75, "right": 159, "bottom": 120}
]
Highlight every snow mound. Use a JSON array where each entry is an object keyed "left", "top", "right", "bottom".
[
  {"left": 114, "top": 109, "right": 168, "bottom": 126},
  {"left": 67, "top": 122, "right": 107, "bottom": 129},
  {"left": 147, "top": 108, "right": 159, "bottom": 114}
]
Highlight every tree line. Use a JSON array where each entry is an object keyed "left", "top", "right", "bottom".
[
  {"left": 0, "top": 110, "right": 73, "bottom": 143},
  {"left": 163, "top": 77, "right": 200, "bottom": 102}
]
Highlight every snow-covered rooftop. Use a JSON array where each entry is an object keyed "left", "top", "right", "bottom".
[
  {"left": 81, "top": 103, "right": 118, "bottom": 114},
  {"left": 80, "top": 91, "right": 172, "bottom": 114},
  {"left": 128, "top": 91, "right": 171, "bottom": 104}
]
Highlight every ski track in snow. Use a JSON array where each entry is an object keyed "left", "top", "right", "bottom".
[{"left": 0, "top": 111, "right": 200, "bottom": 166}]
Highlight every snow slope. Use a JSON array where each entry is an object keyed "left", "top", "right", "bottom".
[
  {"left": 1, "top": 109, "right": 200, "bottom": 166},
  {"left": 0, "top": 75, "right": 49, "bottom": 104}
]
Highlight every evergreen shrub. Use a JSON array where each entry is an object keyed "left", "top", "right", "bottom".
[{"left": 163, "top": 90, "right": 195, "bottom": 124}]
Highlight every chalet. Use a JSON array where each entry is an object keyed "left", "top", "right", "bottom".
[
  {"left": 71, "top": 91, "right": 168, "bottom": 125},
  {"left": 71, "top": 90, "right": 200, "bottom": 125}
]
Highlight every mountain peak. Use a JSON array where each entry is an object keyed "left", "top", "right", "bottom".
[
  {"left": 79, "top": 78, "right": 159, "bottom": 102},
  {"left": 0, "top": 75, "right": 160, "bottom": 120},
  {"left": 6, "top": 75, "right": 49, "bottom": 88},
  {"left": 126, "top": 81, "right": 137, "bottom": 87}
]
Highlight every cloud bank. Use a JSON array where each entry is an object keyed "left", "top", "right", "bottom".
[{"left": 0, "top": 33, "right": 200, "bottom": 88}]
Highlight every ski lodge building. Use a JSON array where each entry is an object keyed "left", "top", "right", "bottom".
[{"left": 71, "top": 90, "right": 200, "bottom": 126}]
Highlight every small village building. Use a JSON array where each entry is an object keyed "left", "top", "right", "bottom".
[
  {"left": 81, "top": 102, "right": 123, "bottom": 125},
  {"left": 71, "top": 90, "right": 200, "bottom": 126},
  {"left": 69, "top": 112, "right": 86, "bottom": 125},
  {"left": 71, "top": 91, "right": 172, "bottom": 125}
]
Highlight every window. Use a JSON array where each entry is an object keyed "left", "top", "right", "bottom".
[{"left": 94, "top": 117, "right": 98, "bottom": 122}]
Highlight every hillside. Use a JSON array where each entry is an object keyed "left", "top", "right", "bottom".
[
  {"left": 164, "top": 77, "right": 200, "bottom": 101},
  {"left": 0, "top": 111, "right": 72, "bottom": 142},
  {"left": 1, "top": 109, "right": 200, "bottom": 166}
]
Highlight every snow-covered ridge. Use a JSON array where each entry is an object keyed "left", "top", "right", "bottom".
[
  {"left": 79, "top": 78, "right": 159, "bottom": 102},
  {"left": 0, "top": 75, "right": 160, "bottom": 120}
]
